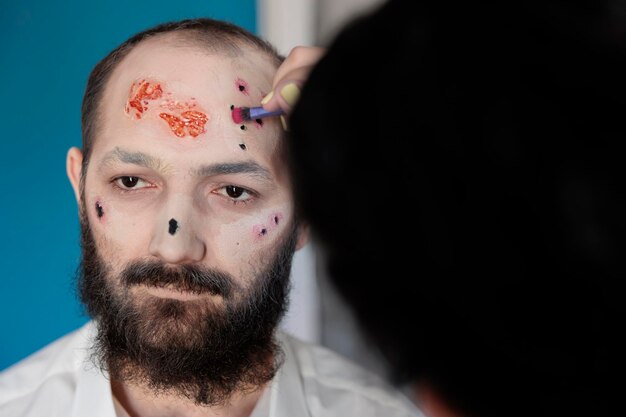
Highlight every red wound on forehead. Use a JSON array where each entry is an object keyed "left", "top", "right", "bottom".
[
  {"left": 159, "top": 113, "right": 185, "bottom": 137},
  {"left": 125, "top": 79, "right": 209, "bottom": 138},
  {"left": 126, "top": 80, "right": 163, "bottom": 119},
  {"left": 182, "top": 110, "right": 209, "bottom": 137},
  {"left": 160, "top": 97, "right": 197, "bottom": 112},
  {"left": 159, "top": 110, "right": 208, "bottom": 138}
]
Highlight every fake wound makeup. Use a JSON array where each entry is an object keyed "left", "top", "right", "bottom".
[
  {"left": 159, "top": 111, "right": 208, "bottom": 138},
  {"left": 126, "top": 80, "right": 163, "bottom": 118},
  {"left": 252, "top": 212, "right": 283, "bottom": 240},
  {"left": 235, "top": 77, "right": 250, "bottom": 96},
  {"left": 169, "top": 218, "right": 179, "bottom": 235},
  {"left": 231, "top": 77, "right": 278, "bottom": 129},
  {"left": 95, "top": 201, "right": 105, "bottom": 218},
  {"left": 125, "top": 79, "right": 209, "bottom": 138}
]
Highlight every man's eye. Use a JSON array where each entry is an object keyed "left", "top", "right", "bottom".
[
  {"left": 218, "top": 185, "right": 254, "bottom": 203},
  {"left": 226, "top": 185, "right": 245, "bottom": 198},
  {"left": 114, "top": 176, "right": 149, "bottom": 189}
]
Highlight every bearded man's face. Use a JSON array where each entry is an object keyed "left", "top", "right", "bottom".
[{"left": 67, "top": 37, "right": 306, "bottom": 406}]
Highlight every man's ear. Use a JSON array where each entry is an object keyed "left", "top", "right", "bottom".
[
  {"left": 66, "top": 147, "right": 84, "bottom": 205},
  {"left": 295, "top": 222, "right": 310, "bottom": 251}
]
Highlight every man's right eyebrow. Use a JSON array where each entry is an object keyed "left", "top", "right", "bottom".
[
  {"left": 97, "top": 147, "right": 169, "bottom": 173},
  {"left": 192, "top": 161, "right": 273, "bottom": 182}
]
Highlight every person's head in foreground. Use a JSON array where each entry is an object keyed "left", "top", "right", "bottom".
[
  {"left": 66, "top": 18, "right": 305, "bottom": 407},
  {"left": 288, "top": 1, "right": 626, "bottom": 417}
]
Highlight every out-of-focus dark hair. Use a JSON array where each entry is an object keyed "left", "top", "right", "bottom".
[
  {"left": 80, "top": 17, "right": 283, "bottom": 181},
  {"left": 288, "top": 1, "right": 625, "bottom": 417}
]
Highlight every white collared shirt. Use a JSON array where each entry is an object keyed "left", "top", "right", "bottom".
[{"left": 0, "top": 322, "right": 423, "bottom": 417}]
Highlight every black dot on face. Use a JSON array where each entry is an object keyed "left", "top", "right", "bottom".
[
  {"left": 238, "top": 85, "right": 245, "bottom": 92},
  {"left": 239, "top": 143, "right": 246, "bottom": 150},
  {"left": 230, "top": 104, "right": 234, "bottom": 110},
  {"left": 261, "top": 228, "right": 267, "bottom": 235},
  {"left": 255, "top": 119, "right": 263, "bottom": 126},
  {"left": 168, "top": 218, "right": 179, "bottom": 235},
  {"left": 95, "top": 202, "right": 104, "bottom": 218},
  {"left": 240, "top": 125, "right": 247, "bottom": 130},
  {"left": 274, "top": 216, "right": 279, "bottom": 224}
]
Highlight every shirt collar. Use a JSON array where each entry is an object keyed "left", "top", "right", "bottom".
[
  {"left": 270, "top": 331, "right": 310, "bottom": 417},
  {"left": 71, "top": 323, "right": 118, "bottom": 417}
]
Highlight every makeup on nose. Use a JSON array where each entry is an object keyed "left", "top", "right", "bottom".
[{"left": 169, "top": 218, "right": 179, "bottom": 235}]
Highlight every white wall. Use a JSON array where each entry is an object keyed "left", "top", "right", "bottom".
[
  {"left": 315, "top": 0, "right": 385, "bottom": 45},
  {"left": 257, "top": 0, "right": 385, "bottom": 52},
  {"left": 257, "top": 0, "right": 317, "bottom": 55}
]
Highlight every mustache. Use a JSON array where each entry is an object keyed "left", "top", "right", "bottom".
[{"left": 121, "top": 260, "right": 234, "bottom": 298}]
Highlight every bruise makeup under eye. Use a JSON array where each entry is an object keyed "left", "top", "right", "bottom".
[{"left": 125, "top": 78, "right": 209, "bottom": 138}]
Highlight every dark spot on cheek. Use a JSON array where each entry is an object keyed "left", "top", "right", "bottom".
[
  {"left": 261, "top": 228, "right": 267, "bottom": 235},
  {"left": 274, "top": 216, "right": 279, "bottom": 225},
  {"left": 230, "top": 104, "right": 234, "bottom": 110},
  {"left": 238, "top": 85, "right": 245, "bottom": 92},
  {"left": 239, "top": 143, "right": 246, "bottom": 150},
  {"left": 95, "top": 202, "right": 104, "bottom": 218},
  {"left": 240, "top": 125, "right": 247, "bottom": 131},
  {"left": 255, "top": 119, "right": 263, "bottom": 126}
]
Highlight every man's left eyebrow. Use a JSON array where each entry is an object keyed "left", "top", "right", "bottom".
[{"left": 192, "top": 161, "right": 273, "bottom": 182}]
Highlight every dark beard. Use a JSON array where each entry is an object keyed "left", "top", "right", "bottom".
[{"left": 77, "top": 210, "right": 298, "bottom": 406}]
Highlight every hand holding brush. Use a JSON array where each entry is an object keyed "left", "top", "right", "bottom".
[{"left": 231, "top": 46, "right": 326, "bottom": 126}]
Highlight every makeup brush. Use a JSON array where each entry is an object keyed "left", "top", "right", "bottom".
[{"left": 231, "top": 106, "right": 284, "bottom": 124}]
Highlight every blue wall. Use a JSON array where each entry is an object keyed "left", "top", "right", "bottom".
[{"left": 0, "top": 0, "right": 257, "bottom": 371}]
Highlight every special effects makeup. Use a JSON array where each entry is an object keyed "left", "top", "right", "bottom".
[{"left": 231, "top": 106, "right": 284, "bottom": 124}]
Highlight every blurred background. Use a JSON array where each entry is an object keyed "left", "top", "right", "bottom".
[{"left": 0, "top": 0, "right": 386, "bottom": 375}]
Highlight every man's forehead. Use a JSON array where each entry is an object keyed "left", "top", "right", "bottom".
[
  {"left": 109, "top": 39, "right": 275, "bottom": 114},
  {"left": 95, "top": 34, "right": 281, "bottom": 147},
  {"left": 115, "top": 36, "right": 274, "bottom": 85}
]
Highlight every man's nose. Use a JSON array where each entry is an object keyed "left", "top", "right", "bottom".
[{"left": 148, "top": 202, "right": 206, "bottom": 265}]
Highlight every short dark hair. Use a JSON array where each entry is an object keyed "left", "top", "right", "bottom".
[{"left": 80, "top": 17, "right": 282, "bottom": 179}]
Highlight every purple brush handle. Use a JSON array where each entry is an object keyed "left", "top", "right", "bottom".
[{"left": 248, "top": 106, "right": 284, "bottom": 119}]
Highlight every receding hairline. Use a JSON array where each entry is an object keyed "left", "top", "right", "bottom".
[
  {"left": 143, "top": 29, "right": 283, "bottom": 65},
  {"left": 98, "top": 29, "right": 283, "bottom": 126}
]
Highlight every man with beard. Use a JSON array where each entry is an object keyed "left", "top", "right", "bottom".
[{"left": 0, "top": 18, "right": 421, "bottom": 417}]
